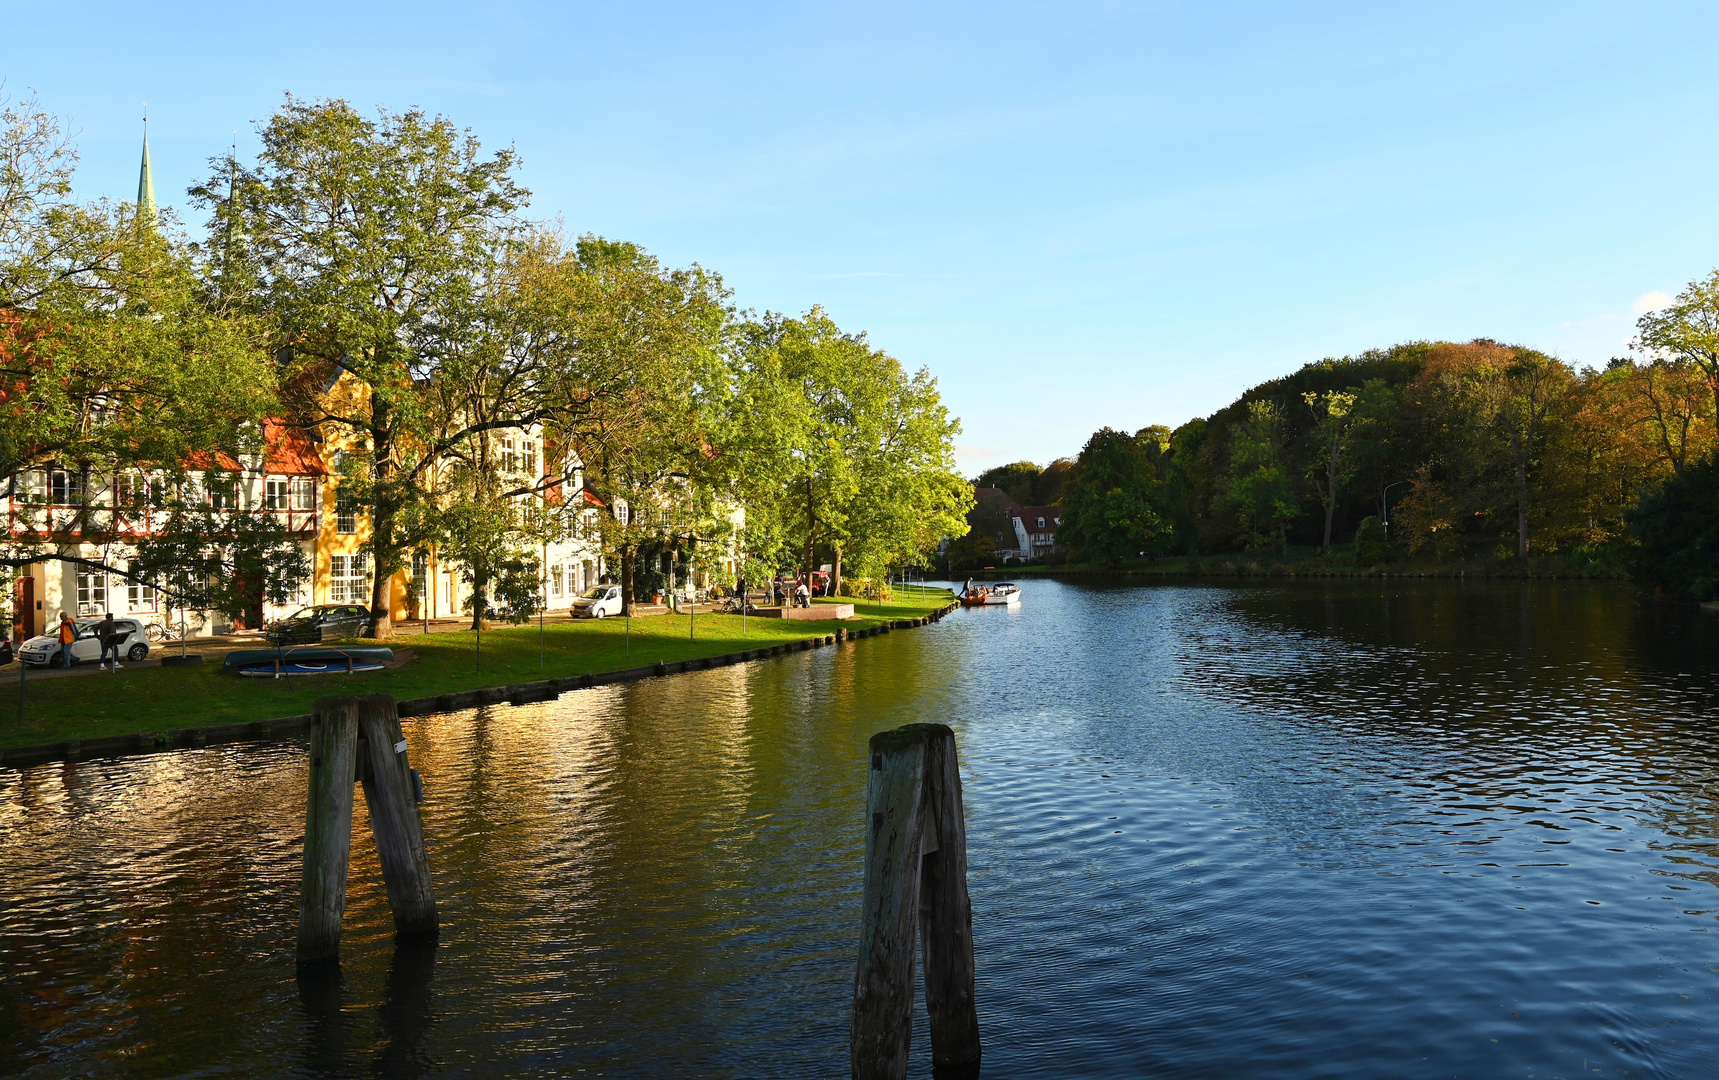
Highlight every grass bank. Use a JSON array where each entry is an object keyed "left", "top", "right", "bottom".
[{"left": 0, "top": 590, "right": 953, "bottom": 750}]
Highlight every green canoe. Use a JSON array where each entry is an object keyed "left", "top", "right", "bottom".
[{"left": 222, "top": 646, "right": 396, "bottom": 670}]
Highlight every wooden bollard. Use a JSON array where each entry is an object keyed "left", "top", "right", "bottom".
[
  {"left": 298, "top": 697, "right": 361, "bottom": 962},
  {"left": 357, "top": 694, "right": 438, "bottom": 938},
  {"left": 297, "top": 694, "right": 437, "bottom": 963},
  {"left": 851, "top": 723, "right": 980, "bottom": 1079}
]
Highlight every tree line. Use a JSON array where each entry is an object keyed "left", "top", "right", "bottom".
[
  {"left": 1, "top": 92, "right": 971, "bottom": 633},
  {"left": 959, "top": 294, "right": 1719, "bottom": 601}
]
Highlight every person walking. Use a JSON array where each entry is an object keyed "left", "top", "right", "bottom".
[
  {"left": 56, "top": 611, "right": 77, "bottom": 669},
  {"left": 97, "top": 612, "right": 123, "bottom": 670}
]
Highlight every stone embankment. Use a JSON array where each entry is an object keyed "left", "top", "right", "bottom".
[{"left": 0, "top": 604, "right": 959, "bottom": 770}]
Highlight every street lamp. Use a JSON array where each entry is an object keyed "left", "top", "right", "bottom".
[{"left": 1381, "top": 480, "right": 1409, "bottom": 536}]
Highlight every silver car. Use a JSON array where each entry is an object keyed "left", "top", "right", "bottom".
[
  {"left": 18, "top": 618, "right": 151, "bottom": 667},
  {"left": 571, "top": 585, "right": 623, "bottom": 618}
]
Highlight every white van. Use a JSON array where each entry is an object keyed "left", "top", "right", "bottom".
[{"left": 571, "top": 585, "right": 624, "bottom": 619}]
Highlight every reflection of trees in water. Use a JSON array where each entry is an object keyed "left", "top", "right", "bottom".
[
  {"left": 1174, "top": 581, "right": 1719, "bottom": 890},
  {"left": 0, "top": 745, "right": 310, "bottom": 1073}
]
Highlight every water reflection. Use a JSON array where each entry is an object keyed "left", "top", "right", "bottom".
[{"left": 2, "top": 581, "right": 1718, "bottom": 1078}]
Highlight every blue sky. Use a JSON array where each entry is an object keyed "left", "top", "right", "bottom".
[{"left": 8, "top": 2, "right": 1718, "bottom": 471}]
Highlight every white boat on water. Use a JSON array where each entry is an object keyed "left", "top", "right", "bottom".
[{"left": 962, "top": 582, "right": 1021, "bottom": 606}]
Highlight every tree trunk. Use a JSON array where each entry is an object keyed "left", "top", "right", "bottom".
[
  {"left": 619, "top": 543, "right": 635, "bottom": 617},
  {"left": 468, "top": 563, "right": 486, "bottom": 631},
  {"left": 832, "top": 546, "right": 843, "bottom": 597},
  {"left": 805, "top": 478, "right": 816, "bottom": 578},
  {"left": 1516, "top": 456, "right": 1529, "bottom": 558},
  {"left": 1322, "top": 434, "right": 1342, "bottom": 550},
  {"left": 367, "top": 401, "right": 396, "bottom": 639}
]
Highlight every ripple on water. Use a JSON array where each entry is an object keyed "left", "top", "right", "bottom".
[{"left": 2, "top": 580, "right": 1718, "bottom": 1078}]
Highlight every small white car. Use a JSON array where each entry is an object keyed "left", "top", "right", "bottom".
[
  {"left": 570, "top": 585, "right": 623, "bottom": 619},
  {"left": 18, "top": 618, "right": 151, "bottom": 667}
]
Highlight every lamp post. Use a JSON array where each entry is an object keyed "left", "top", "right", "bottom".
[{"left": 1381, "top": 480, "right": 1409, "bottom": 537}]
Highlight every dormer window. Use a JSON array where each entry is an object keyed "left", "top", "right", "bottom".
[{"left": 1036, "top": 516, "right": 1045, "bottom": 528}]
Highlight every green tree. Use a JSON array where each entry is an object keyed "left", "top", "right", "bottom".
[
  {"left": 1302, "top": 389, "right": 1358, "bottom": 550},
  {"left": 1635, "top": 271, "right": 1719, "bottom": 420},
  {"left": 742, "top": 309, "right": 968, "bottom": 591},
  {"left": 1058, "top": 427, "right": 1171, "bottom": 563},
  {"left": 203, "top": 96, "right": 529, "bottom": 637},
  {"left": 1222, "top": 400, "right": 1297, "bottom": 551},
  {"left": 2, "top": 92, "right": 273, "bottom": 493},
  {"left": 558, "top": 238, "right": 732, "bottom": 614},
  {"left": 1628, "top": 451, "right": 1719, "bottom": 602}
]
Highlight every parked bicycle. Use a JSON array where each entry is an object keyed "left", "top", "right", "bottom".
[{"left": 143, "top": 620, "right": 184, "bottom": 642}]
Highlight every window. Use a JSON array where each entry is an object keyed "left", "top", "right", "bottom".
[
  {"left": 523, "top": 440, "right": 537, "bottom": 476},
  {"left": 50, "top": 469, "right": 85, "bottom": 505},
  {"left": 127, "top": 563, "right": 156, "bottom": 611},
  {"left": 501, "top": 437, "right": 517, "bottom": 473},
  {"left": 412, "top": 552, "right": 428, "bottom": 606},
  {"left": 330, "top": 553, "right": 370, "bottom": 603},
  {"left": 1036, "top": 516, "right": 1045, "bottom": 528},
  {"left": 290, "top": 477, "right": 315, "bottom": 511},
  {"left": 336, "top": 489, "right": 357, "bottom": 534},
  {"left": 76, "top": 570, "right": 106, "bottom": 614},
  {"left": 266, "top": 478, "right": 289, "bottom": 510},
  {"left": 208, "top": 475, "right": 238, "bottom": 510},
  {"left": 549, "top": 563, "right": 563, "bottom": 598},
  {"left": 116, "top": 471, "right": 165, "bottom": 509}
]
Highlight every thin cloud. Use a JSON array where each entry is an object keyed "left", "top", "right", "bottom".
[
  {"left": 1633, "top": 290, "right": 1674, "bottom": 314},
  {"left": 955, "top": 443, "right": 1002, "bottom": 461}
]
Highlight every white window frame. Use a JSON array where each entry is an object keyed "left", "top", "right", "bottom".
[
  {"left": 76, "top": 570, "right": 107, "bottom": 615},
  {"left": 266, "top": 477, "right": 289, "bottom": 510},
  {"left": 126, "top": 563, "right": 157, "bottom": 612},
  {"left": 290, "top": 477, "right": 315, "bottom": 511}
]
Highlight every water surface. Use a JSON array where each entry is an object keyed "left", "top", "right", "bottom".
[{"left": 3, "top": 580, "right": 1718, "bottom": 1078}]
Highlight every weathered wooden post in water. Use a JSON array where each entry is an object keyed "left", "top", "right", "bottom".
[
  {"left": 852, "top": 723, "right": 980, "bottom": 1079},
  {"left": 297, "top": 694, "right": 437, "bottom": 964}
]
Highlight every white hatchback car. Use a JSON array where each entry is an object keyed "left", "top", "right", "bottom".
[
  {"left": 570, "top": 585, "right": 624, "bottom": 619},
  {"left": 18, "top": 618, "right": 151, "bottom": 667}
]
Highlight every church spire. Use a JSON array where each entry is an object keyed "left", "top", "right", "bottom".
[{"left": 137, "top": 106, "right": 157, "bottom": 228}]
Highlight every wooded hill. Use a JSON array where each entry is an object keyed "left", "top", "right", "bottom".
[{"left": 974, "top": 296, "right": 1719, "bottom": 601}]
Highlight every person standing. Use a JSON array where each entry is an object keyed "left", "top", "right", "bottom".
[
  {"left": 56, "top": 611, "right": 76, "bottom": 669},
  {"left": 97, "top": 612, "right": 122, "bottom": 671}
]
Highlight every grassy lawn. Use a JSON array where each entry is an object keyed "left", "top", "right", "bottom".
[{"left": 0, "top": 590, "right": 954, "bottom": 749}]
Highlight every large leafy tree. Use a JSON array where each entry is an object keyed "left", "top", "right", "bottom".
[
  {"left": 1058, "top": 427, "right": 1171, "bottom": 564},
  {"left": 2, "top": 92, "right": 273, "bottom": 494},
  {"left": 557, "top": 238, "right": 733, "bottom": 613},
  {"left": 739, "top": 309, "right": 968, "bottom": 591},
  {"left": 201, "top": 96, "right": 579, "bottom": 636},
  {"left": 1636, "top": 272, "right": 1719, "bottom": 420}
]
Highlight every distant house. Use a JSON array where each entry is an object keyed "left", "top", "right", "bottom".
[
  {"left": 1015, "top": 505, "right": 1063, "bottom": 560},
  {"left": 965, "top": 488, "right": 1061, "bottom": 562}
]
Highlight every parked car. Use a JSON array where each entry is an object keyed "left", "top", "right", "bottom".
[
  {"left": 571, "top": 584, "right": 624, "bottom": 619},
  {"left": 266, "top": 604, "right": 372, "bottom": 645},
  {"left": 18, "top": 618, "right": 150, "bottom": 666}
]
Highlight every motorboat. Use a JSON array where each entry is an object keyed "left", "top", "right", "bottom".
[{"left": 961, "top": 582, "right": 1021, "bottom": 607}]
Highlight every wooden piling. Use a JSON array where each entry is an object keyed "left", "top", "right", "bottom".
[
  {"left": 298, "top": 697, "right": 360, "bottom": 963},
  {"left": 357, "top": 694, "right": 438, "bottom": 938},
  {"left": 919, "top": 728, "right": 981, "bottom": 1071},
  {"left": 851, "top": 723, "right": 980, "bottom": 1079}
]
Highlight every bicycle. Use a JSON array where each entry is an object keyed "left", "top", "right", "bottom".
[{"left": 144, "top": 620, "right": 184, "bottom": 643}]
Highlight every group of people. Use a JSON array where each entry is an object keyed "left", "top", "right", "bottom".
[
  {"left": 737, "top": 574, "right": 820, "bottom": 609},
  {"left": 53, "top": 611, "right": 128, "bottom": 671}
]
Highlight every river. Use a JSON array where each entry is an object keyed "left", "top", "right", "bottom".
[{"left": 3, "top": 580, "right": 1717, "bottom": 1078}]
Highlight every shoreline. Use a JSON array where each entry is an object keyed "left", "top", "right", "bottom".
[{"left": 0, "top": 605, "right": 955, "bottom": 770}]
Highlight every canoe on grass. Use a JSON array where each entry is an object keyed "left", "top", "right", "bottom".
[
  {"left": 238, "top": 659, "right": 388, "bottom": 677},
  {"left": 222, "top": 646, "right": 395, "bottom": 671}
]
